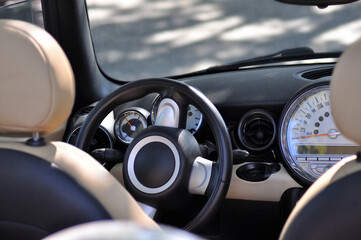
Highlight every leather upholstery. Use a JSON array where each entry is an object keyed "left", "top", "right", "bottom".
[
  {"left": 279, "top": 156, "right": 361, "bottom": 240},
  {"left": 0, "top": 148, "right": 112, "bottom": 240},
  {"left": 331, "top": 37, "right": 361, "bottom": 145},
  {"left": 0, "top": 20, "right": 75, "bottom": 137},
  {"left": 44, "top": 220, "right": 201, "bottom": 240},
  {"left": 0, "top": 19, "right": 158, "bottom": 235},
  {"left": 0, "top": 141, "right": 157, "bottom": 228}
]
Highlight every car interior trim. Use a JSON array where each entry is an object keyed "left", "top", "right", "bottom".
[
  {"left": 66, "top": 125, "right": 114, "bottom": 149},
  {"left": 188, "top": 156, "right": 213, "bottom": 195},
  {"left": 42, "top": 0, "right": 119, "bottom": 109},
  {"left": 280, "top": 155, "right": 359, "bottom": 239},
  {"left": 45, "top": 122, "right": 67, "bottom": 141},
  {"left": 154, "top": 98, "right": 180, "bottom": 128},
  {"left": 0, "top": 141, "right": 158, "bottom": 229},
  {"left": 227, "top": 163, "right": 302, "bottom": 202},
  {"left": 331, "top": 37, "right": 361, "bottom": 145},
  {"left": 0, "top": 148, "right": 112, "bottom": 239}
]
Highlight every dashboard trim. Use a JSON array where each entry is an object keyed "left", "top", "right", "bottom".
[{"left": 226, "top": 162, "right": 301, "bottom": 202}]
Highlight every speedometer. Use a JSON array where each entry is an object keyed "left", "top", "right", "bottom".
[{"left": 280, "top": 83, "right": 361, "bottom": 184}]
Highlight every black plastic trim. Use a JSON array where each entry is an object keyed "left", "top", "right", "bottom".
[
  {"left": 42, "top": 0, "right": 119, "bottom": 110},
  {"left": 26, "top": 137, "right": 47, "bottom": 147},
  {"left": 296, "top": 67, "right": 333, "bottom": 81}
]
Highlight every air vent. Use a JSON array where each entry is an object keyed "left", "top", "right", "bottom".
[
  {"left": 73, "top": 106, "right": 94, "bottom": 121},
  {"left": 66, "top": 126, "right": 113, "bottom": 152},
  {"left": 79, "top": 106, "right": 94, "bottom": 115},
  {"left": 238, "top": 110, "right": 276, "bottom": 151},
  {"left": 298, "top": 67, "right": 333, "bottom": 80}
]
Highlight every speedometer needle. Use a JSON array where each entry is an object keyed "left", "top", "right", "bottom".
[
  {"left": 294, "top": 130, "right": 341, "bottom": 139},
  {"left": 297, "top": 133, "right": 329, "bottom": 139},
  {"left": 125, "top": 119, "right": 132, "bottom": 127}
]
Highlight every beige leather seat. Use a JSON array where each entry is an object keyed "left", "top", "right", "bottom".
[
  {"left": 43, "top": 220, "right": 203, "bottom": 240},
  {"left": 280, "top": 38, "right": 361, "bottom": 239},
  {"left": 0, "top": 19, "right": 157, "bottom": 240}
]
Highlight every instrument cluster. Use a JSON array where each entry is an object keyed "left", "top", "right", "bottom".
[{"left": 114, "top": 95, "right": 203, "bottom": 145}]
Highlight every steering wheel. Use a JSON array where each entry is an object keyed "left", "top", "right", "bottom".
[{"left": 75, "top": 78, "right": 232, "bottom": 232}]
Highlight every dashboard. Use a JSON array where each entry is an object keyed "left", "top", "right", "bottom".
[{"left": 64, "top": 62, "right": 360, "bottom": 201}]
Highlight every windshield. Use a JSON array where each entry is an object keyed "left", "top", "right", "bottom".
[{"left": 86, "top": 0, "right": 361, "bottom": 81}]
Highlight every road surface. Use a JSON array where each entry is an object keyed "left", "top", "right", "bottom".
[{"left": 86, "top": 0, "right": 361, "bottom": 81}]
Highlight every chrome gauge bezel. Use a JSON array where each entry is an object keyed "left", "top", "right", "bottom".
[
  {"left": 279, "top": 83, "right": 331, "bottom": 184},
  {"left": 114, "top": 109, "right": 148, "bottom": 144},
  {"left": 151, "top": 95, "right": 203, "bottom": 134}
]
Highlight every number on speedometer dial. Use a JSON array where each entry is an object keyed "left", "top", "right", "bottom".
[{"left": 280, "top": 84, "right": 361, "bottom": 184}]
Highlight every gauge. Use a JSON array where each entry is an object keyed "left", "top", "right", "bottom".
[
  {"left": 151, "top": 95, "right": 203, "bottom": 134},
  {"left": 186, "top": 104, "right": 203, "bottom": 134},
  {"left": 280, "top": 83, "right": 361, "bottom": 184},
  {"left": 114, "top": 110, "right": 148, "bottom": 144}
]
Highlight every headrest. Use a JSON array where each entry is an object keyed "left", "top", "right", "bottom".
[
  {"left": 0, "top": 20, "right": 75, "bottom": 137},
  {"left": 330, "top": 37, "right": 361, "bottom": 145}
]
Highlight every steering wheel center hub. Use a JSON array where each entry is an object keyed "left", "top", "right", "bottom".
[
  {"left": 127, "top": 136, "right": 180, "bottom": 194},
  {"left": 123, "top": 126, "right": 204, "bottom": 210}
]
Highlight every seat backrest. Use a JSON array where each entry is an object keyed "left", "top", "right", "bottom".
[
  {"left": 0, "top": 19, "right": 157, "bottom": 239},
  {"left": 0, "top": 20, "right": 74, "bottom": 137},
  {"left": 280, "top": 36, "right": 361, "bottom": 240},
  {"left": 0, "top": 19, "right": 110, "bottom": 239},
  {"left": 0, "top": 148, "right": 112, "bottom": 240}
]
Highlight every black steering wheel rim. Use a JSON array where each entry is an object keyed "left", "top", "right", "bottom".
[{"left": 75, "top": 78, "right": 232, "bottom": 232}]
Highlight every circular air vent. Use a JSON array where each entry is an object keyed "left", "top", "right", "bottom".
[
  {"left": 66, "top": 126, "right": 113, "bottom": 152},
  {"left": 237, "top": 110, "right": 276, "bottom": 151}
]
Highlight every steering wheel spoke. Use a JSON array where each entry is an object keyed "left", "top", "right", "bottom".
[
  {"left": 154, "top": 98, "right": 180, "bottom": 128},
  {"left": 189, "top": 157, "right": 214, "bottom": 195},
  {"left": 154, "top": 93, "right": 189, "bottom": 130}
]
